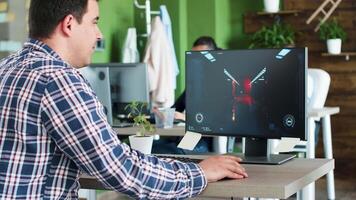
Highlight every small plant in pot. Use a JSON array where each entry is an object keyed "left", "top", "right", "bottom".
[
  {"left": 125, "top": 101, "right": 155, "bottom": 154},
  {"left": 319, "top": 18, "right": 347, "bottom": 54},
  {"left": 249, "top": 22, "right": 296, "bottom": 49}
]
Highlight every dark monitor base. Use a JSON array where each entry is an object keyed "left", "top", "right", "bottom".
[{"left": 226, "top": 153, "right": 296, "bottom": 165}]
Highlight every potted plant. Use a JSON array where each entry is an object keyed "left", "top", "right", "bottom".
[
  {"left": 125, "top": 101, "right": 155, "bottom": 154},
  {"left": 319, "top": 18, "right": 347, "bottom": 54},
  {"left": 263, "top": 0, "right": 280, "bottom": 13},
  {"left": 249, "top": 22, "right": 295, "bottom": 49}
]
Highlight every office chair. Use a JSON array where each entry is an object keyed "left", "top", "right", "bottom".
[
  {"left": 304, "top": 68, "right": 336, "bottom": 200},
  {"left": 307, "top": 68, "right": 330, "bottom": 117}
]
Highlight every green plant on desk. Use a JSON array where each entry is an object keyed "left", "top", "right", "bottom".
[{"left": 125, "top": 101, "right": 155, "bottom": 136}]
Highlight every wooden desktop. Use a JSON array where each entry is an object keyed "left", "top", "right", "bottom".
[
  {"left": 113, "top": 125, "right": 186, "bottom": 137},
  {"left": 79, "top": 157, "right": 334, "bottom": 199}
]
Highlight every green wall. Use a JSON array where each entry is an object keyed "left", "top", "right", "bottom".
[
  {"left": 92, "top": 0, "right": 135, "bottom": 63},
  {"left": 229, "top": 0, "right": 264, "bottom": 49},
  {"left": 186, "top": 0, "right": 216, "bottom": 47},
  {"left": 94, "top": 0, "right": 263, "bottom": 97},
  {"left": 215, "top": 0, "right": 231, "bottom": 49},
  {"left": 150, "top": 0, "right": 263, "bottom": 96}
]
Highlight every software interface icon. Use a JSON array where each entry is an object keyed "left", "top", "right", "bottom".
[{"left": 186, "top": 48, "right": 306, "bottom": 141}]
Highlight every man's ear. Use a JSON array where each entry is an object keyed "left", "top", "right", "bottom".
[{"left": 60, "top": 14, "right": 75, "bottom": 37}]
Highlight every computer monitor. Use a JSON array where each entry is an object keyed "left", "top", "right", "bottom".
[
  {"left": 186, "top": 48, "right": 307, "bottom": 164},
  {"left": 80, "top": 63, "right": 150, "bottom": 125}
]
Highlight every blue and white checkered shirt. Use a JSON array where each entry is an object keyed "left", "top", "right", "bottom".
[{"left": 0, "top": 39, "right": 207, "bottom": 199}]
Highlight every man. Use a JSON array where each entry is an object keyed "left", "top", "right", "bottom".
[{"left": 0, "top": 0, "right": 247, "bottom": 199}]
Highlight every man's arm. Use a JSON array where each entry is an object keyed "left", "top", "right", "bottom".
[{"left": 40, "top": 68, "right": 206, "bottom": 199}]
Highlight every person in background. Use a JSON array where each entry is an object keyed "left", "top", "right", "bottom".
[
  {"left": 0, "top": 1, "right": 247, "bottom": 199},
  {"left": 168, "top": 36, "right": 220, "bottom": 153},
  {"left": 151, "top": 36, "right": 219, "bottom": 154},
  {"left": 172, "top": 36, "right": 219, "bottom": 121}
]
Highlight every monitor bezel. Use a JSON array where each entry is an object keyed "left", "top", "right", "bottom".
[{"left": 185, "top": 47, "right": 308, "bottom": 141}]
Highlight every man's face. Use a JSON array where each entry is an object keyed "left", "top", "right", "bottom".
[{"left": 70, "top": 0, "right": 102, "bottom": 68}]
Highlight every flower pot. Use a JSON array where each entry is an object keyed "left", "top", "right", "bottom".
[
  {"left": 129, "top": 135, "right": 153, "bottom": 154},
  {"left": 263, "top": 0, "right": 280, "bottom": 13},
  {"left": 326, "top": 38, "right": 342, "bottom": 54}
]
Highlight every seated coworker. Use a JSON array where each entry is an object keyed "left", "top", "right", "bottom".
[
  {"left": 173, "top": 36, "right": 219, "bottom": 122},
  {"left": 153, "top": 36, "right": 219, "bottom": 154}
]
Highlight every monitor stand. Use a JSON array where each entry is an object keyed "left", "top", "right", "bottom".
[{"left": 227, "top": 137, "right": 295, "bottom": 165}]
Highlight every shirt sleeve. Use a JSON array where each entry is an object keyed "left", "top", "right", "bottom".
[{"left": 40, "top": 67, "right": 207, "bottom": 199}]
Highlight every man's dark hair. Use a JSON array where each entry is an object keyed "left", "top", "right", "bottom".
[
  {"left": 193, "top": 36, "right": 218, "bottom": 50},
  {"left": 29, "top": 0, "right": 92, "bottom": 39}
]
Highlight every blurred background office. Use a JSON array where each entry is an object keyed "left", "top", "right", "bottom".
[{"left": 1, "top": 0, "right": 355, "bottom": 199}]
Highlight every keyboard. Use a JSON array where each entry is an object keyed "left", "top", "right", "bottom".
[
  {"left": 112, "top": 122, "right": 134, "bottom": 128},
  {"left": 157, "top": 155, "right": 202, "bottom": 163},
  {"left": 157, "top": 154, "right": 296, "bottom": 165}
]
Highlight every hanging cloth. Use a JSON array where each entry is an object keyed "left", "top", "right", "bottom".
[
  {"left": 122, "top": 27, "right": 139, "bottom": 63},
  {"left": 143, "top": 17, "right": 175, "bottom": 108},
  {"left": 160, "top": 5, "right": 179, "bottom": 89}
]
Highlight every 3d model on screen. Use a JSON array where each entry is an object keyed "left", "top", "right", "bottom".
[
  {"left": 185, "top": 48, "right": 306, "bottom": 140},
  {"left": 224, "top": 67, "right": 267, "bottom": 122}
]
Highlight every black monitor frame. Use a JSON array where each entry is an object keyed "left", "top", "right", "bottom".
[{"left": 185, "top": 48, "right": 307, "bottom": 164}]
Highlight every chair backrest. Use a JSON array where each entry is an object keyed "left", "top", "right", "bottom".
[{"left": 307, "top": 68, "right": 331, "bottom": 110}]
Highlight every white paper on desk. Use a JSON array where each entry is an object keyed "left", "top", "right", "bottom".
[
  {"left": 274, "top": 137, "right": 300, "bottom": 153},
  {"left": 177, "top": 131, "right": 202, "bottom": 150}
]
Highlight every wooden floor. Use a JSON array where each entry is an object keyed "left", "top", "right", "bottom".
[{"left": 97, "top": 176, "right": 356, "bottom": 200}]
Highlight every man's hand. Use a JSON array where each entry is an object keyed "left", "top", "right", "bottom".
[{"left": 199, "top": 155, "right": 248, "bottom": 182}]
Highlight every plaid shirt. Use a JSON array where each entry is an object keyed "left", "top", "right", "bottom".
[{"left": 0, "top": 39, "right": 207, "bottom": 199}]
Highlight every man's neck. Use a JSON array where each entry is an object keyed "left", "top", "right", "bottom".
[{"left": 41, "top": 37, "right": 73, "bottom": 65}]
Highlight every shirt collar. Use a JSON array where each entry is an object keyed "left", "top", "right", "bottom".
[{"left": 24, "top": 38, "right": 63, "bottom": 61}]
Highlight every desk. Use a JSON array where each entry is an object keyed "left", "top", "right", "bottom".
[
  {"left": 79, "top": 158, "right": 334, "bottom": 199},
  {"left": 113, "top": 125, "right": 186, "bottom": 136},
  {"left": 113, "top": 108, "right": 340, "bottom": 199},
  {"left": 308, "top": 106, "right": 340, "bottom": 118},
  {"left": 114, "top": 107, "right": 340, "bottom": 137},
  {"left": 114, "top": 126, "right": 221, "bottom": 152}
]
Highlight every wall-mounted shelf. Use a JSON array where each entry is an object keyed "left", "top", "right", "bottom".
[
  {"left": 256, "top": 10, "right": 300, "bottom": 17},
  {"left": 321, "top": 52, "right": 356, "bottom": 61}
]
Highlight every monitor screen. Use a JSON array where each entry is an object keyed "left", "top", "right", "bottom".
[{"left": 186, "top": 48, "right": 306, "bottom": 140}]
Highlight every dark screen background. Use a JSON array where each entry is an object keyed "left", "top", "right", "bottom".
[{"left": 185, "top": 48, "right": 306, "bottom": 140}]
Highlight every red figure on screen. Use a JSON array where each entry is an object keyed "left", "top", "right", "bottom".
[{"left": 225, "top": 67, "right": 266, "bottom": 122}]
